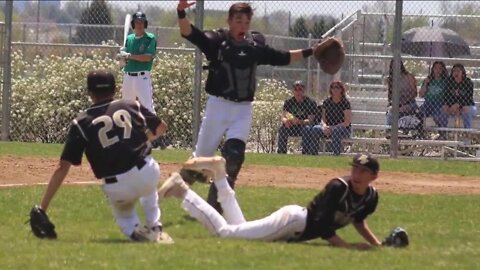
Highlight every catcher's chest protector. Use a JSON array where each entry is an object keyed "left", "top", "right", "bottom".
[{"left": 208, "top": 29, "right": 265, "bottom": 101}]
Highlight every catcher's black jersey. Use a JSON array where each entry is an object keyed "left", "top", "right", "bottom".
[
  {"left": 61, "top": 99, "right": 161, "bottom": 179},
  {"left": 183, "top": 26, "right": 290, "bottom": 102},
  {"left": 297, "top": 177, "right": 378, "bottom": 242}
]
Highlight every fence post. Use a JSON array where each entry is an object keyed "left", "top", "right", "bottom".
[
  {"left": 1, "top": 0, "right": 13, "bottom": 141},
  {"left": 390, "top": 0, "right": 404, "bottom": 158},
  {"left": 307, "top": 33, "right": 312, "bottom": 95},
  {"left": 192, "top": 1, "right": 204, "bottom": 148},
  {"left": 382, "top": 14, "right": 388, "bottom": 81}
]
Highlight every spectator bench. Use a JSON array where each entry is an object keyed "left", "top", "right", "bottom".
[{"left": 317, "top": 123, "right": 468, "bottom": 159}]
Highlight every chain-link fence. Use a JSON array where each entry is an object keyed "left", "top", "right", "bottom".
[{"left": 1, "top": 1, "right": 480, "bottom": 159}]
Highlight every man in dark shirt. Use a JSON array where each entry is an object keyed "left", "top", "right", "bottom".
[
  {"left": 33, "top": 70, "right": 173, "bottom": 243},
  {"left": 159, "top": 153, "right": 383, "bottom": 250},
  {"left": 177, "top": 0, "right": 327, "bottom": 215},
  {"left": 277, "top": 80, "right": 318, "bottom": 154}
]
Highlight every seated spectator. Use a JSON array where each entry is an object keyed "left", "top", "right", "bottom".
[
  {"left": 303, "top": 80, "right": 352, "bottom": 155},
  {"left": 442, "top": 63, "right": 477, "bottom": 129},
  {"left": 385, "top": 59, "right": 418, "bottom": 126},
  {"left": 276, "top": 81, "right": 318, "bottom": 154},
  {"left": 419, "top": 61, "right": 448, "bottom": 139}
]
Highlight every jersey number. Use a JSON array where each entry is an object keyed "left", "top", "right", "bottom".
[{"left": 92, "top": 110, "right": 132, "bottom": 148}]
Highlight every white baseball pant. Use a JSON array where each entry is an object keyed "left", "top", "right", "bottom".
[
  {"left": 102, "top": 156, "right": 161, "bottom": 237},
  {"left": 194, "top": 95, "right": 253, "bottom": 157},
  {"left": 181, "top": 177, "right": 307, "bottom": 241},
  {"left": 121, "top": 71, "right": 155, "bottom": 113}
]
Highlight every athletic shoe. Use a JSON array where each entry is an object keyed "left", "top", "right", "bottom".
[
  {"left": 151, "top": 226, "right": 175, "bottom": 244},
  {"left": 182, "top": 156, "right": 226, "bottom": 181}
]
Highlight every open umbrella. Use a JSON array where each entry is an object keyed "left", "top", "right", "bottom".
[{"left": 401, "top": 26, "right": 471, "bottom": 58}]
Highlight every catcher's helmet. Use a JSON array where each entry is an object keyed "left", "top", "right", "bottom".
[
  {"left": 87, "top": 70, "right": 116, "bottom": 94},
  {"left": 131, "top": 11, "right": 148, "bottom": 29}
]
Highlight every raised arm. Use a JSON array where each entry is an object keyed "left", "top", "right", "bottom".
[
  {"left": 289, "top": 48, "right": 312, "bottom": 63},
  {"left": 177, "top": 0, "right": 196, "bottom": 37}
]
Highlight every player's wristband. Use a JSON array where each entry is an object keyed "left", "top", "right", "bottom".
[
  {"left": 177, "top": 9, "right": 186, "bottom": 19},
  {"left": 302, "top": 48, "right": 313, "bottom": 58}
]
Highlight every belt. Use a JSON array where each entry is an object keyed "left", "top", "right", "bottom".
[
  {"left": 104, "top": 159, "right": 147, "bottom": 184},
  {"left": 127, "top": 72, "right": 146, "bottom": 76},
  {"left": 214, "top": 95, "right": 250, "bottom": 103}
]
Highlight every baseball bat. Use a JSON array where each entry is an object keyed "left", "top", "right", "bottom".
[{"left": 123, "top": 14, "right": 131, "bottom": 47}]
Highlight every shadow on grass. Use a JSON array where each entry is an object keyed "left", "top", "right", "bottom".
[{"left": 91, "top": 238, "right": 138, "bottom": 244}]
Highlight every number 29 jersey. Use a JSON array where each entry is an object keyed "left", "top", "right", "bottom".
[{"left": 60, "top": 99, "right": 162, "bottom": 179}]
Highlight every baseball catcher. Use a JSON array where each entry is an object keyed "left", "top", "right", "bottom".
[
  {"left": 29, "top": 205, "right": 57, "bottom": 239},
  {"left": 382, "top": 227, "right": 409, "bottom": 247},
  {"left": 177, "top": 0, "right": 322, "bottom": 215},
  {"left": 313, "top": 37, "right": 345, "bottom": 75}
]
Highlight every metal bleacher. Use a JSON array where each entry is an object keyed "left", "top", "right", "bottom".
[{"left": 344, "top": 84, "right": 480, "bottom": 159}]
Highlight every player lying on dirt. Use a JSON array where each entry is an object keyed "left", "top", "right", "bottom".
[{"left": 159, "top": 153, "right": 408, "bottom": 250}]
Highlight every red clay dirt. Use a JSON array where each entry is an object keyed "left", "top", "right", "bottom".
[{"left": 0, "top": 156, "right": 479, "bottom": 195}]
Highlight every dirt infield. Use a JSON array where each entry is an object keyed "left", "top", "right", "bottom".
[{"left": 1, "top": 156, "right": 479, "bottom": 195}]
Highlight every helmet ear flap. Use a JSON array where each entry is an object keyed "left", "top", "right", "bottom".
[{"left": 144, "top": 20, "right": 148, "bottom": 28}]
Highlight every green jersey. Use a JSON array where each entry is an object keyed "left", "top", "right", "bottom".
[
  {"left": 124, "top": 32, "right": 156, "bottom": 72},
  {"left": 424, "top": 78, "right": 445, "bottom": 103}
]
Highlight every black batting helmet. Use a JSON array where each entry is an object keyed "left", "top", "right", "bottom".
[
  {"left": 87, "top": 70, "right": 116, "bottom": 94},
  {"left": 131, "top": 11, "right": 148, "bottom": 29}
]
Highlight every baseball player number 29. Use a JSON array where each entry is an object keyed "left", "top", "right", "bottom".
[
  {"left": 123, "top": 14, "right": 132, "bottom": 47},
  {"left": 92, "top": 109, "right": 132, "bottom": 148}
]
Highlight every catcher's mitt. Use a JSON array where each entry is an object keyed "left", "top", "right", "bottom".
[
  {"left": 29, "top": 205, "right": 57, "bottom": 239},
  {"left": 313, "top": 37, "right": 345, "bottom": 75},
  {"left": 382, "top": 227, "right": 409, "bottom": 248},
  {"left": 179, "top": 168, "right": 209, "bottom": 185}
]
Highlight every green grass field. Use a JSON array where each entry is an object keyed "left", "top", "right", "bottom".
[{"left": 1, "top": 142, "right": 479, "bottom": 269}]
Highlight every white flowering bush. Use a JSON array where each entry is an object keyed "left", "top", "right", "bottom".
[
  {"left": 10, "top": 50, "right": 121, "bottom": 142},
  {"left": 150, "top": 46, "right": 205, "bottom": 148},
  {"left": 249, "top": 79, "right": 290, "bottom": 153},
  {"left": 9, "top": 47, "right": 290, "bottom": 151}
]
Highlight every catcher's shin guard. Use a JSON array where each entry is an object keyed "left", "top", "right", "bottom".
[
  {"left": 222, "top": 139, "right": 246, "bottom": 180},
  {"left": 207, "top": 139, "right": 245, "bottom": 213}
]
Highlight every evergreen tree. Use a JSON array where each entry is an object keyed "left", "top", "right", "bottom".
[
  {"left": 312, "top": 18, "right": 326, "bottom": 39},
  {"left": 76, "top": 0, "right": 112, "bottom": 44},
  {"left": 291, "top": 17, "right": 308, "bottom": 38}
]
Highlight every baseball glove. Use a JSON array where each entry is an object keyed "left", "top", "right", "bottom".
[
  {"left": 29, "top": 205, "right": 57, "bottom": 239},
  {"left": 313, "top": 37, "right": 345, "bottom": 75},
  {"left": 382, "top": 227, "right": 409, "bottom": 248},
  {"left": 179, "top": 168, "right": 209, "bottom": 185}
]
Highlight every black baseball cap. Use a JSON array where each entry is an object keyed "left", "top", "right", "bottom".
[
  {"left": 87, "top": 70, "right": 115, "bottom": 93},
  {"left": 350, "top": 153, "right": 380, "bottom": 174}
]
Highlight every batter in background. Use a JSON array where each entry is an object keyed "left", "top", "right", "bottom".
[
  {"left": 177, "top": 0, "right": 319, "bottom": 216},
  {"left": 118, "top": 11, "right": 157, "bottom": 114}
]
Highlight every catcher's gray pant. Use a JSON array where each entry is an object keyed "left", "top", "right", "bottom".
[
  {"left": 121, "top": 71, "right": 155, "bottom": 113},
  {"left": 181, "top": 178, "right": 307, "bottom": 241},
  {"left": 102, "top": 155, "right": 161, "bottom": 237}
]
